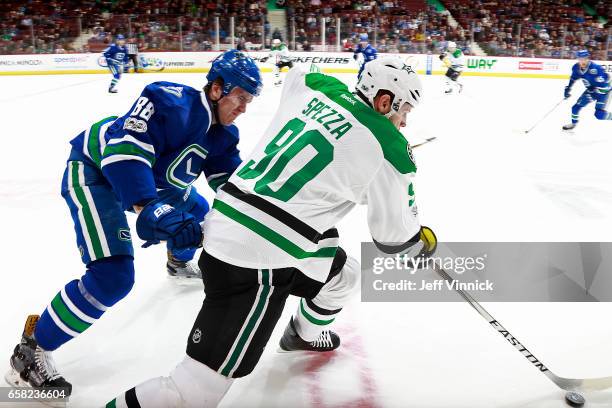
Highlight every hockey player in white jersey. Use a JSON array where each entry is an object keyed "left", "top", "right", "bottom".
[
  {"left": 440, "top": 41, "right": 464, "bottom": 94},
  {"left": 107, "top": 57, "right": 437, "bottom": 408},
  {"left": 261, "top": 38, "right": 294, "bottom": 86}
]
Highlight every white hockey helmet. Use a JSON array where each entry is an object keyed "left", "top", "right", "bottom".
[
  {"left": 447, "top": 41, "right": 457, "bottom": 50},
  {"left": 272, "top": 39, "right": 281, "bottom": 46},
  {"left": 356, "top": 56, "right": 423, "bottom": 116}
]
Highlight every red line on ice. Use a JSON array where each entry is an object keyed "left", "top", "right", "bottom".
[{"left": 305, "top": 320, "right": 380, "bottom": 408}]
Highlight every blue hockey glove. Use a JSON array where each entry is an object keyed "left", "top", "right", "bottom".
[
  {"left": 564, "top": 86, "right": 571, "bottom": 99},
  {"left": 136, "top": 201, "right": 203, "bottom": 250}
]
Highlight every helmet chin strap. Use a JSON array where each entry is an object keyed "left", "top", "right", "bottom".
[
  {"left": 207, "top": 94, "right": 224, "bottom": 124},
  {"left": 354, "top": 90, "right": 372, "bottom": 107},
  {"left": 383, "top": 110, "right": 396, "bottom": 119}
]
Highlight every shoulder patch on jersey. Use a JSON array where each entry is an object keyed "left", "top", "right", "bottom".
[
  {"left": 123, "top": 117, "right": 148, "bottom": 133},
  {"left": 452, "top": 49, "right": 462, "bottom": 58},
  {"left": 589, "top": 68, "right": 597, "bottom": 75},
  {"left": 305, "top": 72, "right": 416, "bottom": 174}
]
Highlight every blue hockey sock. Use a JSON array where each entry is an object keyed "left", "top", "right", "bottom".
[
  {"left": 35, "top": 279, "right": 106, "bottom": 351},
  {"left": 35, "top": 256, "right": 134, "bottom": 351}
]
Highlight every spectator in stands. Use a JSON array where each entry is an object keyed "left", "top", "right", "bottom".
[{"left": 272, "top": 27, "right": 283, "bottom": 41}]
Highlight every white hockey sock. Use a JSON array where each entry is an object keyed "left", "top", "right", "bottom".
[
  {"left": 109, "top": 356, "right": 233, "bottom": 408},
  {"left": 444, "top": 77, "right": 453, "bottom": 91},
  {"left": 293, "top": 255, "right": 360, "bottom": 341},
  {"left": 293, "top": 298, "right": 339, "bottom": 341}
]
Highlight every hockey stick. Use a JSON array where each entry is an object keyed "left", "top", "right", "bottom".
[
  {"left": 524, "top": 99, "right": 564, "bottom": 134},
  {"left": 433, "top": 265, "right": 612, "bottom": 392},
  {"left": 411, "top": 137, "right": 437, "bottom": 149}
]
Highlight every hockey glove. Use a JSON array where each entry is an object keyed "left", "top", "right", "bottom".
[
  {"left": 564, "top": 86, "right": 571, "bottom": 99},
  {"left": 418, "top": 226, "right": 437, "bottom": 258},
  {"left": 260, "top": 56, "right": 269, "bottom": 63},
  {"left": 439, "top": 53, "right": 446, "bottom": 60},
  {"left": 136, "top": 201, "right": 203, "bottom": 250}
]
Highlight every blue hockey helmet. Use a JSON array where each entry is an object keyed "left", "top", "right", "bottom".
[
  {"left": 207, "top": 50, "right": 263, "bottom": 97},
  {"left": 576, "top": 49, "right": 590, "bottom": 59},
  {"left": 116, "top": 34, "right": 125, "bottom": 40},
  {"left": 359, "top": 33, "right": 369, "bottom": 42}
]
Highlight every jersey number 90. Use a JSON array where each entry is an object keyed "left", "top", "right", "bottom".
[{"left": 237, "top": 118, "right": 333, "bottom": 202}]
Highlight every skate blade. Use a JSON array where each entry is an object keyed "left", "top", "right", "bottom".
[
  {"left": 276, "top": 347, "right": 334, "bottom": 353},
  {"left": 4, "top": 369, "right": 68, "bottom": 408},
  {"left": 5, "top": 367, "right": 25, "bottom": 387},
  {"left": 166, "top": 274, "right": 204, "bottom": 287}
]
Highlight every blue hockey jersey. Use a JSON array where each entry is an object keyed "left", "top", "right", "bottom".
[
  {"left": 69, "top": 81, "right": 241, "bottom": 209},
  {"left": 103, "top": 43, "right": 129, "bottom": 65},
  {"left": 568, "top": 61, "right": 611, "bottom": 95},
  {"left": 353, "top": 43, "right": 378, "bottom": 65}
]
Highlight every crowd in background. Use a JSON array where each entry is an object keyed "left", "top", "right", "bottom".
[
  {"left": 446, "top": 0, "right": 610, "bottom": 59},
  {"left": 0, "top": 0, "right": 610, "bottom": 59},
  {"left": 287, "top": 1, "right": 472, "bottom": 54}
]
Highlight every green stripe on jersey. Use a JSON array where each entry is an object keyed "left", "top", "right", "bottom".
[
  {"left": 71, "top": 162, "right": 105, "bottom": 259},
  {"left": 208, "top": 174, "right": 230, "bottom": 192},
  {"left": 220, "top": 270, "right": 271, "bottom": 376},
  {"left": 213, "top": 199, "right": 337, "bottom": 259},
  {"left": 102, "top": 143, "right": 156, "bottom": 166},
  {"left": 87, "top": 116, "right": 117, "bottom": 167},
  {"left": 51, "top": 293, "right": 91, "bottom": 333},
  {"left": 304, "top": 73, "right": 416, "bottom": 174}
]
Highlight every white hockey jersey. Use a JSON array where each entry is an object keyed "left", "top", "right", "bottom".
[
  {"left": 268, "top": 44, "right": 291, "bottom": 64},
  {"left": 203, "top": 67, "right": 421, "bottom": 282},
  {"left": 443, "top": 48, "right": 465, "bottom": 71}
]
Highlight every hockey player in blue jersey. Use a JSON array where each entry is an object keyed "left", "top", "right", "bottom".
[
  {"left": 6, "top": 50, "right": 262, "bottom": 394},
  {"left": 353, "top": 33, "right": 377, "bottom": 79},
  {"left": 103, "top": 34, "right": 129, "bottom": 93},
  {"left": 562, "top": 49, "right": 611, "bottom": 130}
]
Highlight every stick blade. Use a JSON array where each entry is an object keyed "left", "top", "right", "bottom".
[{"left": 554, "top": 375, "right": 612, "bottom": 392}]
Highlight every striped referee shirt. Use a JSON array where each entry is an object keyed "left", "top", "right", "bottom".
[{"left": 125, "top": 43, "right": 138, "bottom": 55}]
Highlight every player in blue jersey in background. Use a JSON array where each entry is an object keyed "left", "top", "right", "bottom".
[
  {"left": 562, "top": 49, "right": 611, "bottom": 130},
  {"left": 103, "top": 34, "right": 129, "bottom": 93},
  {"left": 5, "top": 50, "right": 262, "bottom": 395},
  {"left": 353, "top": 33, "right": 378, "bottom": 79}
]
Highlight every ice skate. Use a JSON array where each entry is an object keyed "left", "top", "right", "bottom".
[
  {"left": 167, "top": 253, "right": 202, "bottom": 279},
  {"left": 5, "top": 315, "right": 72, "bottom": 403},
  {"left": 562, "top": 123, "right": 577, "bottom": 130},
  {"left": 278, "top": 317, "right": 340, "bottom": 352}
]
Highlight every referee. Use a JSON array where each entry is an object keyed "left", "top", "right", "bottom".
[{"left": 125, "top": 37, "right": 139, "bottom": 73}]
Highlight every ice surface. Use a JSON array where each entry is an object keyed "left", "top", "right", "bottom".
[{"left": 0, "top": 70, "right": 611, "bottom": 407}]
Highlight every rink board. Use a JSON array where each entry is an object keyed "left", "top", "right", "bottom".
[{"left": 0, "top": 51, "right": 610, "bottom": 78}]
